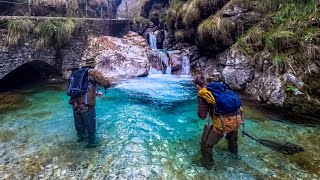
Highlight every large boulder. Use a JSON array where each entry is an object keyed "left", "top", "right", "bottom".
[
  {"left": 217, "top": 48, "right": 254, "bottom": 91},
  {"left": 246, "top": 73, "right": 287, "bottom": 105},
  {"left": 82, "top": 31, "right": 153, "bottom": 81}
]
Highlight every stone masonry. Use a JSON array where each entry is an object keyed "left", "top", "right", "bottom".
[{"left": 0, "top": 17, "right": 132, "bottom": 79}]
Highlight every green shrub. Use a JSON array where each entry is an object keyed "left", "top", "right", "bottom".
[
  {"left": 272, "top": 53, "right": 289, "bottom": 74},
  {"left": 264, "top": 30, "right": 296, "bottom": 53},
  {"left": 236, "top": 27, "right": 264, "bottom": 56}
]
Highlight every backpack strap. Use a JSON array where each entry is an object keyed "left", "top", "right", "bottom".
[
  {"left": 84, "top": 74, "right": 89, "bottom": 104},
  {"left": 202, "top": 114, "right": 214, "bottom": 147},
  {"left": 219, "top": 114, "right": 227, "bottom": 138}
]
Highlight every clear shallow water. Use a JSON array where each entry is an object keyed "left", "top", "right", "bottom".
[{"left": 0, "top": 74, "right": 319, "bottom": 179}]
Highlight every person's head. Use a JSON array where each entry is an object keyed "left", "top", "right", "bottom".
[
  {"left": 84, "top": 57, "right": 97, "bottom": 68},
  {"left": 194, "top": 76, "right": 206, "bottom": 91}
]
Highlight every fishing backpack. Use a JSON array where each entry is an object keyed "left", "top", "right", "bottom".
[
  {"left": 206, "top": 82, "right": 241, "bottom": 114},
  {"left": 66, "top": 67, "right": 91, "bottom": 98}
]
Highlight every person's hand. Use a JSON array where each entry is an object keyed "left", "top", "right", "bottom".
[{"left": 96, "top": 92, "right": 103, "bottom": 96}]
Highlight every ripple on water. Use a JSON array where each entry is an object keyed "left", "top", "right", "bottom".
[{"left": 0, "top": 75, "right": 319, "bottom": 179}]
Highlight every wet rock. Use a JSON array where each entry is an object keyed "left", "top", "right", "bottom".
[
  {"left": 154, "top": 30, "right": 165, "bottom": 49},
  {"left": 207, "top": 69, "right": 223, "bottom": 82},
  {"left": 188, "top": 46, "right": 201, "bottom": 63},
  {"left": 0, "top": 150, "right": 6, "bottom": 157},
  {"left": 163, "top": 31, "right": 174, "bottom": 50},
  {"left": 168, "top": 50, "right": 182, "bottom": 72}
]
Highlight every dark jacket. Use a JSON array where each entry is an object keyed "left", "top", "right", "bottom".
[{"left": 69, "top": 69, "right": 110, "bottom": 112}]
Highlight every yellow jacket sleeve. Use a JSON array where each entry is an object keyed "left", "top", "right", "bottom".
[{"left": 197, "top": 87, "right": 215, "bottom": 105}]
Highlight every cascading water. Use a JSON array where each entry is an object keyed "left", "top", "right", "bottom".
[
  {"left": 148, "top": 33, "right": 171, "bottom": 74},
  {"left": 181, "top": 55, "right": 190, "bottom": 75},
  {"left": 148, "top": 32, "right": 158, "bottom": 50}
]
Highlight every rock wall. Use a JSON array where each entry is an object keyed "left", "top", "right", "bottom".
[
  {"left": 0, "top": 18, "right": 131, "bottom": 80},
  {"left": 0, "top": 0, "right": 122, "bottom": 19},
  {"left": 189, "top": 45, "right": 319, "bottom": 109}
]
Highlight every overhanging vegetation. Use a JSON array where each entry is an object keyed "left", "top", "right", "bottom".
[{"left": 4, "top": 19, "right": 78, "bottom": 49}]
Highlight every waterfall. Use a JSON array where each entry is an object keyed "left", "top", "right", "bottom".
[
  {"left": 149, "top": 51, "right": 171, "bottom": 74},
  {"left": 148, "top": 33, "right": 157, "bottom": 49},
  {"left": 148, "top": 32, "right": 171, "bottom": 74},
  {"left": 181, "top": 55, "right": 190, "bottom": 75}
]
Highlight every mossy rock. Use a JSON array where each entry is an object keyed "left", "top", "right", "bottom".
[
  {"left": 303, "top": 72, "right": 320, "bottom": 99},
  {"left": 283, "top": 96, "right": 320, "bottom": 118},
  {"left": 0, "top": 92, "right": 31, "bottom": 113},
  {"left": 27, "top": 111, "right": 53, "bottom": 120},
  {"left": 284, "top": 72, "right": 320, "bottom": 118}
]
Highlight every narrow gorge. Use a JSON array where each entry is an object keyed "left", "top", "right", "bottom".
[{"left": 0, "top": 0, "right": 319, "bottom": 179}]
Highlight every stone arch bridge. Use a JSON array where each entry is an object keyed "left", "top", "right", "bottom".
[{"left": 0, "top": 16, "right": 132, "bottom": 80}]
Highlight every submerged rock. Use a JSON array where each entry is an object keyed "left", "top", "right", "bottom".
[{"left": 0, "top": 92, "right": 31, "bottom": 112}]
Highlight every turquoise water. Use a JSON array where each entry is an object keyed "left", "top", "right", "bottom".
[{"left": 0, "top": 74, "right": 319, "bottom": 179}]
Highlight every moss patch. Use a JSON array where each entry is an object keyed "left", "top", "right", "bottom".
[
  {"left": 303, "top": 72, "right": 320, "bottom": 99},
  {"left": 283, "top": 72, "right": 320, "bottom": 117},
  {"left": 284, "top": 97, "right": 320, "bottom": 117}
]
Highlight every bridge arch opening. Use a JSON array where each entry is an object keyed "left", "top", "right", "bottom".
[{"left": 0, "top": 60, "right": 60, "bottom": 91}]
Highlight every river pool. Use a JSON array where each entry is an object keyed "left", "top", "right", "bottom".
[{"left": 0, "top": 74, "right": 319, "bottom": 179}]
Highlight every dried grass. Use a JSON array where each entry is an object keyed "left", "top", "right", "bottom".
[{"left": 5, "top": 19, "right": 34, "bottom": 47}]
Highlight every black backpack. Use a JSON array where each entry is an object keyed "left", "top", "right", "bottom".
[{"left": 66, "top": 67, "right": 91, "bottom": 98}]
